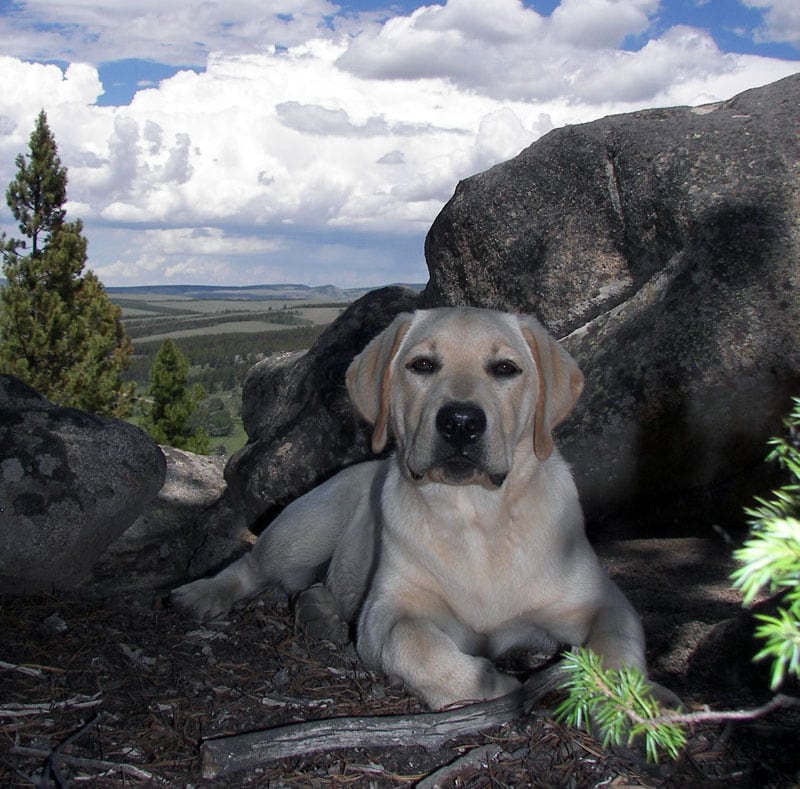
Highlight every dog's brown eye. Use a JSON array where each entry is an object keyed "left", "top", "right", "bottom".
[
  {"left": 490, "top": 360, "right": 521, "bottom": 378},
  {"left": 407, "top": 357, "right": 439, "bottom": 374}
]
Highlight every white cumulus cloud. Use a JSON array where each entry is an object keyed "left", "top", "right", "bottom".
[
  {"left": 0, "top": 0, "right": 796, "bottom": 287},
  {"left": 744, "top": 0, "right": 800, "bottom": 47}
]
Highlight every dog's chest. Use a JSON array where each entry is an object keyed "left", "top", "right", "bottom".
[{"left": 401, "top": 497, "right": 549, "bottom": 624}]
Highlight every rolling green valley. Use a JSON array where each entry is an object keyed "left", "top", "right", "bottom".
[{"left": 109, "top": 284, "right": 368, "bottom": 456}]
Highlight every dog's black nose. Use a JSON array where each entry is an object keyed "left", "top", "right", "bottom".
[{"left": 436, "top": 403, "right": 486, "bottom": 445}]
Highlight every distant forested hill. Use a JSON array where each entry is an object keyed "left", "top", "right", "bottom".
[{"left": 106, "top": 282, "right": 392, "bottom": 302}]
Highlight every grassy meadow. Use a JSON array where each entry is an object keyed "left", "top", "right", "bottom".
[{"left": 111, "top": 287, "right": 350, "bottom": 456}]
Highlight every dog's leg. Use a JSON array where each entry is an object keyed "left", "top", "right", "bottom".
[
  {"left": 361, "top": 616, "right": 521, "bottom": 710},
  {"left": 170, "top": 548, "right": 273, "bottom": 621},
  {"left": 582, "top": 583, "right": 647, "bottom": 673},
  {"left": 171, "top": 464, "right": 379, "bottom": 622},
  {"left": 583, "top": 585, "right": 684, "bottom": 709},
  {"left": 170, "top": 507, "right": 340, "bottom": 621}
]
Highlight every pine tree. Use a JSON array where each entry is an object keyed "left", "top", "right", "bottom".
[
  {"left": 141, "top": 339, "right": 210, "bottom": 454},
  {"left": 0, "top": 110, "right": 134, "bottom": 416}
]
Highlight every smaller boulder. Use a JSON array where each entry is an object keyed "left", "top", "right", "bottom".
[
  {"left": 0, "top": 375, "right": 166, "bottom": 593},
  {"left": 88, "top": 446, "right": 238, "bottom": 596}
]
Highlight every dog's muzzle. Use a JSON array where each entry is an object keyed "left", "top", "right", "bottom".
[{"left": 407, "top": 402, "right": 507, "bottom": 488}]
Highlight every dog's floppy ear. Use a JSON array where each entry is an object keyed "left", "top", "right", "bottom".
[
  {"left": 520, "top": 317, "right": 584, "bottom": 460},
  {"left": 346, "top": 312, "right": 413, "bottom": 454}
]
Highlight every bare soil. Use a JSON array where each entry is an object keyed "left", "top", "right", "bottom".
[{"left": 1, "top": 535, "right": 798, "bottom": 787}]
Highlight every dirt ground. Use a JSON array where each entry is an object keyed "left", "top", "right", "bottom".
[{"left": 1, "top": 534, "right": 798, "bottom": 787}]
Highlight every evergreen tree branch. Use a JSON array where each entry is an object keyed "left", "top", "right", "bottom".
[{"left": 626, "top": 692, "right": 799, "bottom": 727}]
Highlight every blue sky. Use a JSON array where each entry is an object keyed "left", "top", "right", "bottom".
[{"left": 0, "top": 0, "right": 797, "bottom": 288}]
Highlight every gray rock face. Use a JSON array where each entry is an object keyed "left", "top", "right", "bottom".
[
  {"left": 88, "top": 446, "right": 231, "bottom": 596},
  {"left": 225, "top": 285, "right": 420, "bottom": 525},
  {"left": 0, "top": 375, "right": 166, "bottom": 592},
  {"left": 421, "top": 74, "right": 800, "bottom": 530}
]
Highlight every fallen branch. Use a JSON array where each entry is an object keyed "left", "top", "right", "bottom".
[
  {"left": 0, "top": 660, "right": 43, "bottom": 678},
  {"left": 415, "top": 743, "right": 504, "bottom": 789},
  {"left": 12, "top": 745, "right": 165, "bottom": 785},
  {"left": 201, "top": 666, "right": 564, "bottom": 778},
  {"left": 0, "top": 692, "right": 103, "bottom": 718},
  {"left": 0, "top": 660, "right": 66, "bottom": 677}
]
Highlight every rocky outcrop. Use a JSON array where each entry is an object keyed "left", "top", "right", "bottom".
[
  {"left": 421, "top": 73, "right": 800, "bottom": 532},
  {"left": 0, "top": 375, "right": 166, "bottom": 592}
]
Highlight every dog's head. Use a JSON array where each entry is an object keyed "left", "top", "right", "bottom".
[{"left": 346, "top": 307, "right": 583, "bottom": 488}]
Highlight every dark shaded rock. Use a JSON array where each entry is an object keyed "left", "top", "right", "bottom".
[
  {"left": 224, "top": 285, "right": 419, "bottom": 526},
  {"left": 0, "top": 375, "right": 166, "bottom": 592},
  {"left": 688, "top": 594, "right": 800, "bottom": 702},
  {"left": 421, "top": 74, "right": 800, "bottom": 533}
]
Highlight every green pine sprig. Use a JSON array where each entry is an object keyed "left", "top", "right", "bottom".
[
  {"left": 554, "top": 648, "right": 686, "bottom": 763},
  {"left": 731, "top": 396, "right": 800, "bottom": 690}
]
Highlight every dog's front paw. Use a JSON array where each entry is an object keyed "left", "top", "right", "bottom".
[
  {"left": 427, "top": 662, "right": 522, "bottom": 709},
  {"left": 170, "top": 577, "right": 234, "bottom": 622}
]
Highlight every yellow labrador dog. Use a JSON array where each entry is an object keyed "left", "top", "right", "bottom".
[{"left": 172, "top": 307, "right": 646, "bottom": 710}]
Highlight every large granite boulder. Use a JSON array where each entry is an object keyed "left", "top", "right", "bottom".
[
  {"left": 0, "top": 375, "right": 166, "bottom": 592},
  {"left": 421, "top": 73, "right": 800, "bottom": 532},
  {"left": 200, "top": 74, "right": 798, "bottom": 545}
]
